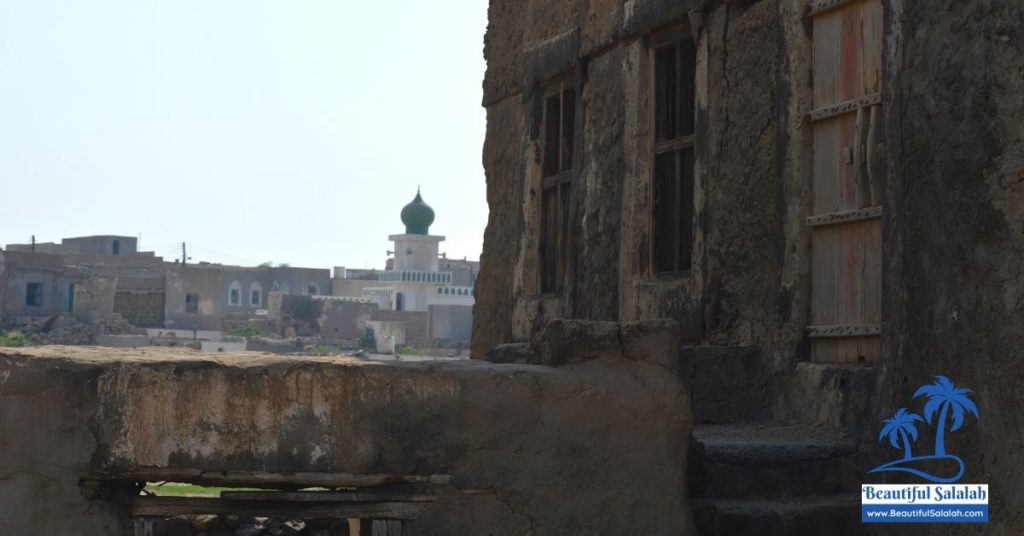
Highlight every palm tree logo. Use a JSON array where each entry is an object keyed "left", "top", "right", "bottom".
[
  {"left": 869, "top": 376, "right": 980, "bottom": 483},
  {"left": 878, "top": 408, "right": 923, "bottom": 460}
]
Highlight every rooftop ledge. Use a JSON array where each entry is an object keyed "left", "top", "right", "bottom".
[{"left": 0, "top": 320, "right": 693, "bottom": 534}]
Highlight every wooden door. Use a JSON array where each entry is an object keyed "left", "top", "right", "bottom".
[{"left": 808, "top": 0, "right": 885, "bottom": 364}]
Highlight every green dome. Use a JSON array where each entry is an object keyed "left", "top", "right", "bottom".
[{"left": 401, "top": 190, "right": 435, "bottom": 235}]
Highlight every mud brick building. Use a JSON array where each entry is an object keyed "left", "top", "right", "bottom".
[{"left": 473, "top": 0, "right": 1024, "bottom": 533}]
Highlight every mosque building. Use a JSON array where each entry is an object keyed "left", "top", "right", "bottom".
[{"left": 361, "top": 190, "right": 475, "bottom": 313}]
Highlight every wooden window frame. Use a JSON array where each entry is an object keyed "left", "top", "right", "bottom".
[
  {"left": 539, "top": 79, "right": 576, "bottom": 294},
  {"left": 649, "top": 27, "right": 697, "bottom": 277}
]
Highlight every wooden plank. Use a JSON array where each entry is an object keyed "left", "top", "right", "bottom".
[
  {"left": 838, "top": 220, "right": 864, "bottom": 326},
  {"left": 812, "top": 11, "right": 839, "bottom": 108},
  {"left": 838, "top": 3, "right": 864, "bottom": 102},
  {"left": 838, "top": 220, "right": 865, "bottom": 362},
  {"left": 811, "top": 120, "right": 840, "bottom": 215},
  {"left": 861, "top": 0, "right": 883, "bottom": 95},
  {"left": 807, "top": 324, "right": 880, "bottom": 338},
  {"left": 861, "top": 219, "right": 883, "bottom": 325},
  {"left": 807, "top": 92, "right": 882, "bottom": 123},
  {"left": 131, "top": 496, "right": 428, "bottom": 519},
  {"left": 812, "top": 337, "right": 878, "bottom": 364},
  {"left": 853, "top": 107, "right": 870, "bottom": 208},
  {"left": 220, "top": 491, "right": 435, "bottom": 503},
  {"left": 806, "top": 205, "right": 882, "bottom": 226},
  {"left": 811, "top": 226, "right": 840, "bottom": 329},
  {"left": 836, "top": 112, "right": 858, "bottom": 212},
  {"left": 83, "top": 470, "right": 450, "bottom": 490}
]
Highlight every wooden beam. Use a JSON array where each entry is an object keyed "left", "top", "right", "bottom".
[
  {"left": 219, "top": 491, "right": 435, "bottom": 503},
  {"left": 82, "top": 470, "right": 450, "bottom": 490},
  {"left": 807, "top": 92, "right": 882, "bottom": 123},
  {"left": 131, "top": 496, "right": 428, "bottom": 519},
  {"left": 807, "top": 324, "right": 881, "bottom": 338},
  {"left": 807, "top": 206, "right": 883, "bottom": 227}
]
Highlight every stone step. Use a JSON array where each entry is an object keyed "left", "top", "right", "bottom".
[
  {"left": 692, "top": 495, "right": 860, "bottom": 536},
  {"left": 688, "top": 424, "right": 859, "bottom": 500},
  {"left": 785, "top": 362, "right": 880, "bottom": 441},
  {"left": 679, "top": 345, "right": 771, "bottom": 424}
]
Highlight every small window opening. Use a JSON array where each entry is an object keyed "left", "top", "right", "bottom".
[
  {"left": 26, "top": 282, "right": 44, "bottom": 307},
  {"left": 540, "top": 84, "right": 575, "bottom": 293},
  {"left": 185, "top": 293, "right": 199, "bottom": 314}
]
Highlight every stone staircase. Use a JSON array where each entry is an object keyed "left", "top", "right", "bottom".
[{"left": 681, "top": 347, "right": 878, "bottom": 535}]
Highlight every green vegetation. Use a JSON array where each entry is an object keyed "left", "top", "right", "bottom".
[
  {"left": 0, "top": 331, "right": 30, "bottom": 347},
  {"left": 398, "top": 346, "right": 422, "bottom": 356},
  {"left": 225, "top": 326, "right": 262, "bottom": 338},
  {"left": 310, "top": 345, "right": 346, "bottom": 356},
  {"left": 143, "top": 482, "right": 264, "bottom": 497}
]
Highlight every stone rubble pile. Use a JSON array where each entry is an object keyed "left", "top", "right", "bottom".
[
  {"left": 12, "top": 313, "right": 139, "bottom": 345},
  {"left": 23, "top": 314, "right": 94, "bottom": 345}
]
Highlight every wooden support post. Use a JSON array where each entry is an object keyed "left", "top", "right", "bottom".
[{"left": 854, "top": 106, "right": 870, "bottom": 208}]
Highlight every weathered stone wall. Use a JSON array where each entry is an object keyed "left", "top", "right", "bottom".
[
  {"left": 867, "top": 1, "right": 1024, "bottom": 533},
  {"left": 473, "top": 0, "right": 814, "bottom": 363},
  {"left": 0, "top": 330, "right": 693, "bottom": 535},
  {"left": 72, "top": 275, "right": 118, "bottom": 325},
  {"left": 113, "top": 292, "right": 165, "bottom": 328}
]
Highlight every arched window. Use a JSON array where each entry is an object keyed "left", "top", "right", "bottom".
[
  {"left": 228, "top": 281, "right": 242, "bottom": 306},
  {"left": 250, "top": 282, "right": 263, "bottom": 306}
]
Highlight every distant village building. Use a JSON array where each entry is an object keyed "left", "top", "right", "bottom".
[{"left": 2, "top": 194, "right": 477, "bottom": 349}]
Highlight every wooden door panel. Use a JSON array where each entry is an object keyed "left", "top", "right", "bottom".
[
  {"left": 812, "top": 11, "right": 840, "bottom": 107},
  {"left": 861, "top": 0, "right": 883, "bottom": 95},
  {"left": 809, "top": 0, "right": 884, "bottom": 365},
  {"left": 811, "top": 226, "right": 839, "bottom": 326},
  {"left": 838, "top": 5, "right": 865, "bottom": 102}
]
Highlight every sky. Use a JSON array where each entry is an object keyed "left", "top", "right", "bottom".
[{"left": 0, "top": 0, "right": 489, "bottom": 270}]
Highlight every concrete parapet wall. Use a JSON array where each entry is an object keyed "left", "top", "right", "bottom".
[{"left": 0, "top": 325, "right": 693, "bottom": 534}]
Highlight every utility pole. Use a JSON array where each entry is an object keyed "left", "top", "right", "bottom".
[
  {"left": 181, "top": 242, "right": 187, "bottom": 265},
  {"left": 31, "top": 235, "right": 35, "bottom": 252}
]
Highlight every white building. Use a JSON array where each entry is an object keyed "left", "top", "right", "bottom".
[{"left": 362, "top": 190, "right": 475, "bottom": 313}]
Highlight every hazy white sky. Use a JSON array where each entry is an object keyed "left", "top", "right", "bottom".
[{"left": 0, "top": 0, "right": 489, "bottom": 269}]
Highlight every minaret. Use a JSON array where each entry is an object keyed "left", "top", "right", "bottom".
[
  {"left": 391, "top": 189, "right": 443, "bottom": 272},
  {"left": 386, "top": 190, "right": 445, "bottom": 311}
]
